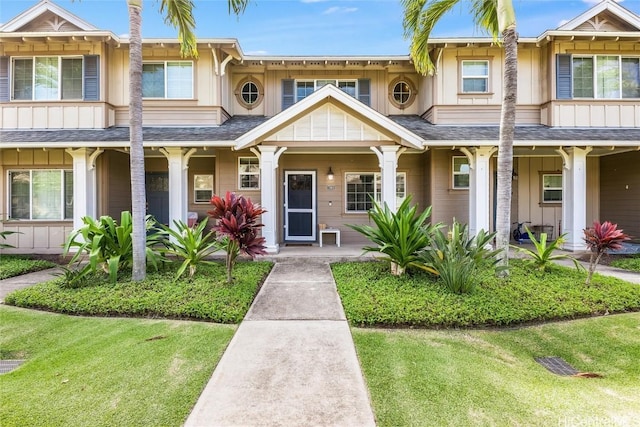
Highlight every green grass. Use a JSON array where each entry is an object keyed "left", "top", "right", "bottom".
[
  {"left": 0, "top": 255, "right": 57, "bottom": 279},
  {"left": 611, "top": 254, "right": 640, "bottom": 272},
  {"left": 332, "top": 259, "right": 640, "bottom": 327},
  {"left": 353, "top": 313, "right": 640, "bottom": 427},
  {"left": 5, "top": 261, "right": 272, "bottom": 323},
  {"left": 0, "top": 305, "right": 235, "bottom": 427}
]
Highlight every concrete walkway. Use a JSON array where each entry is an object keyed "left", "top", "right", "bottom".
[
  {"left": 184, "top": 260, "right": 376, "bottom": 427},
  {"left": 0, "top": 268, "right": 60, "bottom": 302}
]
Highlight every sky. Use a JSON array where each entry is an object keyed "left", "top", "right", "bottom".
[{"left": 1, "top": 0, "right": 640, "bottom": 55}]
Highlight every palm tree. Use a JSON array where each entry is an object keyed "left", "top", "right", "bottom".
[
  {"left": 126, "top": 0, "right": 250, "bottom": 281},
  {"left": 402, "top": 0, "right": 517, "bottom": 271}
]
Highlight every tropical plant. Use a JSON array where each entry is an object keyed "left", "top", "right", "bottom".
[
  {"left": 512, "top": 228, "right": 581, "bottom": 272},
  {"left": 208, "top": 192, "right": 267, "bottom": 283},
  {"left": 402, "top": 0, "right": 518, "bottom": 272},
  {"left": 348, "top": 196, "right": 439, "bottom": 276},
  {"left": 417, "top": 220, "right": 503, "bottom": 294},
  {"left": 1, "top": 230, "right": 19, "bottom": 250},
  {"left": 583, "top": 221, "right": 630, "bottom": 285},
  {"left": 119, "top": 0, "right": 251, "bottom": 282},
  {"left": 157, "top": 218, "right": 220, "bottom": 279},
  {"left": 63, "top": 211, "right": 164, "bottom": 284}
]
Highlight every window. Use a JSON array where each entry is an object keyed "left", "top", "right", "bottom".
[
  {"left": 542, "top": 174, "right": 562, "bottom": 204},
  {"left": 461, "top": 60, "right": 489, "bottom": 93},
  {"left": 282, "top": 78, "right": 370, "bottom": 109},
  {"left": 238, "top": 157, "right": 260, "bottom": 189},
  {"left": 142, "top": 61, "right": 193, "bottom": 99},
  {"left": 193, "top": 174, "right": 214, "bottom": 203},
  {"left": 345, "top": 172, "right": 406, "bottom": 213},
  {"left": 452, "top": 157, "right": 470, "bottom": 189},
  {"left": 8, "top": 170, "right": 73, "bottom": 220},
  {"left": 11, "top": 56, "right": 85, "bottom": 100},
  {"left": 235, "top": 78, "right": 264, "bottom": 109},
  {"left": 388, "top": 77, "right": 416, "bottom": 108},
  {"left": 562, "top": 55, "right": 640, "bottom": 99},
  {"left": 295, "top": 79, "right": 359, "bottom": 102}
]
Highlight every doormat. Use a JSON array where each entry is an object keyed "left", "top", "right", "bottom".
[
  {"left": 285, "top": 243, "right": 313, "bottom": 247},
  {"left": 534, "top": 357, "right": 578, "bottom": 376},
  {"left": 0, "top": 360, "right": 25, "bottom": 374}
]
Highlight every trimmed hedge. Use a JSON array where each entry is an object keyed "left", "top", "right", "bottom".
[
  {"left": 332, "top": 259, "right": 640, "bottom": 328},
  {"left": 5, "top": 261, "right": 272, "bottom": 323}
]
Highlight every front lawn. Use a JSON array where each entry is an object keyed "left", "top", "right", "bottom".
[
  {"left": 5, "top": 261, "right": 272, "bottom": 323},
  {"left": 0, "top": 255, "right": 58, "bottom": 280},
  {"left": 332, "top": 259, "right": 640, "bottom": 327},
  {"left": 354, "top": 313, "right": 640, "bottom": 427},
  {"left": 0, "top": 305, "right": 235, "bottom": 427},
  {"left": 611, "top": 254, "right": 640, "bottom": 272}
]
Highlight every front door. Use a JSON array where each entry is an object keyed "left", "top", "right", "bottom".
[
  {"left": 146, "top": 172, "right": 169, "bottom": 225},
  {"left": 284, "top": 171, "right": 316, "bottom": 241}
]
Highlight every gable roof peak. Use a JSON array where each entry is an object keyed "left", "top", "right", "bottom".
[
  {"left": 0, "top": 0, "right": 98, "bottom": 32},
  {"left": 557, "top": 0, "right": 640, "bottom": 31}
]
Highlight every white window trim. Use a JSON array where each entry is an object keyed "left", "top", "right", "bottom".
[
  {"left": 452, "top": 156, "right": 470, "bottom": 190},
  {"left": 11, "top": 55, "right": 84, "bottom": 101},
  {"left": 572, "top": 54, "right": 640, "bottom": 99},
  {"left": 460, "top": 59, "right": 490, "bottom": 94},
  {"left": 344, "top": 171, "right": 406, "bottom": 214},
  {"left": 238, "top": 157, "right": 260, "bottom": 190},
  {"left": 193, "top": 174, "right": 214, "bottom": 204},
  {"left": 142, "top": 60, "right": 194, "bottom": 99},
  {"left": 7, "top": 169, "right": 73, "bottom": 221},
  {"left": 541, "top": 173, "right": 563, "bottom": 204}
]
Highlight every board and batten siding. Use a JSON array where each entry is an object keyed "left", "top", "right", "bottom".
[{"left": 600, "top": 152, "right": 640, "bottom": 239}]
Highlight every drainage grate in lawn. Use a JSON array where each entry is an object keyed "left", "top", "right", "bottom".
[
  {"left": 0, "top": 360, "right": 25, "bottom": 374},
  {"left": 534, "top": 356, "right": 579, "bottom": 376}
]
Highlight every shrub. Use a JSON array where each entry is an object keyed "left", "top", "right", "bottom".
[
  {"left": 348, "top": 196, "right": 440, "bottom": 276},
  {"left": 157, "top": 218, "right": 220, "bottom": 279},
  {"left": 611, "top": 255, "right": 640, "bottom": 272},
  {"left": 583, "top": 221, "right": 630, "bottom": 285},
  {"left": 416, "top": 220, "right": 502, "bottom": 294},
  {"left": 512, "top": 228, "right": 581, "bottom": 272},
  {"left": 63, "top": 211, "right": 164, "bottom": 284},
  {"left": 208, "top": 192, "right": 267, "bottom": 283}
]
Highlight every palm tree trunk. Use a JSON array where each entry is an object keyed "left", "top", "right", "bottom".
[
  {"left": 495, "top": 25, "right": 518, "bottom": 272},
  {"left": 128, "top": 0, "right": 147, "bottom": 281}
]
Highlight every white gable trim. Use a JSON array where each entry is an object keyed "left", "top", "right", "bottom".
[
  {"left": 235, "top": 84, "right": 424, "bottom": 150},
  {"left": 557, "top": 0, "right": 640, "bottom": 31},
  {"left": 1, "top": 0, "right": 98, "bottom": 32}
]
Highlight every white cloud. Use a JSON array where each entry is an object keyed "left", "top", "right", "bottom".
[
  {"left": 322, "top": 6, "right": 358, "bottom": 15},
  {"left": 582, "top": 0, "right": 622, "bottom": 4}
]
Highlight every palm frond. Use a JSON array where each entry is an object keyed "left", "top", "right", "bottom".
[{"left": 160, "top": 0, "right": 198, "bottom": 58}]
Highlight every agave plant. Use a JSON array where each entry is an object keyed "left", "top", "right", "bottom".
[
  {"left": 512, "top": 228, "right": 581, "bottom": 272},
  {"left": 348, "top": 196, "right": 439, "bottom": 276},
  {"left": 583, "top": 221, "right": 630, "bottom": 285},
  {"left": 417, "top": 220, "right": 502, "bottom": 294},
  {"left": 208, "top": 192, "right": 267, "bottom": 283},
  {"left": 157, "top": 218, "right": 220, "bottom": 279},
  {"left": 63, "top": 211, "right": 164, "bottom": 284}
]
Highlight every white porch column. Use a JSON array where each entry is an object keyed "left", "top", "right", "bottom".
[
  {"left": 371, "top": 146, "right": 401, "bottom": 211},
  {"left": 66, "top": 148, "right": 103, "bottom": 230},
  {"left": 161, "top": 147, "right": 196, "bottom": 226},
  {"left": 257, "top": 146, "right": 286, "bottom": 253},
  {"left": 558, "top": 147, "right": 592, "bottom": 251},
  {"left": 462, "top": 147, "right": 495, "bottom": 236}
]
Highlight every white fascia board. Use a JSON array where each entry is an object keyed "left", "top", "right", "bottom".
[
  {"left": 235, "top": 84, "right": 424, "bottom": 150},
  {"left": 1, "top": 141, "right": 235, "bottom": 149},
  {"left": 557, "top": 0, "right": 640, "bottom": 31},
  {"left": 538, "top": 30, "right": 640, "bottom": 42},
  {"left": 1, "top": 1, "right": 99, "bottom": 32}
]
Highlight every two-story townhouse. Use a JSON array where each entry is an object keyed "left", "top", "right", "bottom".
[{"left": 1, "top": 0, "right": 639, "bottom": 255}]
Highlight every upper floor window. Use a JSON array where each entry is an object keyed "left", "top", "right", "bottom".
[
  {"left": 558, "top": 54, "right": 640, "bottom": 99},
  {"left": 461, "top": 60, "right": 489, "bottom": 93},
  {"left": 452, "top": 156, "right": 470, "bottom": 189},
  {"left": 238, "top": 157, "right": 260, "bottom": 189},
  {"left": 142, "top": 61, "right": 193, "bottom": 99},
  {"left": 8, "top": 169, "right": 73, "bottom": 220},
  {"left": 235, "top": 77, "right": 264, "bottom": 109},
  {"left": 11, "top": 56, "right": 93, "bottom": 101},
  {"left": 282, "top": 78, "right": 370, "bottom": 109},
  {"left": 345, "top": 172, "right": 406, "bottom": 213},
  {"left": 388, "top": 77, "right": 416, "bottom": 109}
]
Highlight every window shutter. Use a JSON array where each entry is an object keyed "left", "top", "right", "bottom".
[
  {"left": 0, "top": 57, "right": 9, "bottom": 102},
  {"left": 556, "top": 54, "right": 572, "bottom": 100},
  {"left": 358, "top": 78, "right": 370, "bottom": 106},
  {"left": 83, "top": 55, "right": 100, "bottom": 101},
  {"left": 282, "top": 79, "right": 295, "bottom": 110}
]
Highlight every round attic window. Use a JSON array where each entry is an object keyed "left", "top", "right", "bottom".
[
  {"left": 389, "top": 77, "right": 416, "bottom": 109},
  {"left": 235, "top": 78, "right": 264, "bottom": 109}
]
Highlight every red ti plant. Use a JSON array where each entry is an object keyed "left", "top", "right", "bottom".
[
  {"left": 583, "top": 221, "right": 630, "bottom": 285},
  {"left": 208, "top": 192, "right": 267, "bottom": 283}
]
